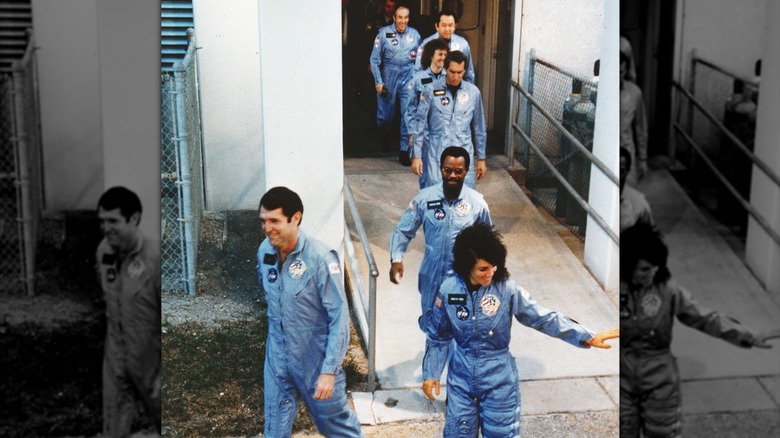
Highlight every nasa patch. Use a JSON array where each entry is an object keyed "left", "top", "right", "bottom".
[
  {"left": 440, "top": 97, "right": 450, "bottom": 105},
  {"left": 106, "top": 268, "right": 117, "bottom": 283},
  {"left": 456, "top": 305, "right": 470, "bottom": 320},
  {"left": 268, "top": 267, "right": 278, "bottom": 283},
  {"left": 391, "top": 39, "right": 398, "bottom": 46},
  {"left": 434, "top": 208, "right": 446, "bottom": 220},
  {"left": 409, "top": 50, "right": 416, "bottom": 60}
]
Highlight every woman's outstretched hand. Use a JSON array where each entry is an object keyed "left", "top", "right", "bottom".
[{"left": 585, "top": 328, "right": 620, "bottom": 349}]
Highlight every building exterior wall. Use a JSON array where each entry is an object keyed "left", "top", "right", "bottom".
[
  {"left": 192, "top": 0, "right": 264, "bottom": 212},
  {"left": 31, "top": 0, "right": 103, "bottom": 211}
]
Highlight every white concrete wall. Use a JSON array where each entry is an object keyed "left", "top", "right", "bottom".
[
  {"left": 514, "top": 0, "right": 606, "bottom": 83},
  {"left": 584, "top": 0, "right": 619, "bottom": 294},
  {"left": 31, "top": 0, "right": 103, "bottom": 211},
  {"left": 96, "top": 0, "right": 160, "bottom": 245},
  {"left": 192, "top": 0, "right": 264, "bottom": 211},
  {"left": 674, "top": 0, "right": 767, "bottom": 83},
  {"left": 745, "top": 1, "right": 780, "bottom": 301},
  {"left": 257, "top": 0, "right": 345, "bottom": 252}
]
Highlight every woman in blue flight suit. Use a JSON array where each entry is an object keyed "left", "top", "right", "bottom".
[
  {"left": 619, "top": 223, "right": 772, "bottom": 437},
  {"left": 422, "top": 223, "right": 618, "bottom": 437}
]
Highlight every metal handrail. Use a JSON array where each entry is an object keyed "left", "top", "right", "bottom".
[
  {"left": 673, "top": 123, "right": 780, "bottom": 247},
  {"left": 512, "top": 81, "right": 619, "bottom": 186},
  {"left": 343, "top": 178, "right": 379, "bottom": 392},
  {"left": 673, "top": 81, "right": 780, "bottom": 188},
  {"left": 512, "top": 123, "right": 619, "bottom": 246},
  {"left": 693, "top": 55, "right": 760, "bottom": 88}
]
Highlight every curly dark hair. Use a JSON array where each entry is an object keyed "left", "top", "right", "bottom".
[
  {"left": 419, "top": 38, "right": 449, "bottom": 71},
  {"left": 620, "top": 222, "right": 671, "bottom": 284},
  {"left": 452, "top": 223, "right": 510, "bottom": 283}
]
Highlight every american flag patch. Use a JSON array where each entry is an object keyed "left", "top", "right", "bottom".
[{"left": 435, "top": 296, "right": 443, "bottom": 308}]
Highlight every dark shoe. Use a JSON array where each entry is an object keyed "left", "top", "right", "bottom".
[{"left": 399, "top": 150, "right": 411, "bottom": 166}]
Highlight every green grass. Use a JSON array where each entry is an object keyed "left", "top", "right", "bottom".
[{"left": 162, "top": 316, "right": 367, "bottom": 436}]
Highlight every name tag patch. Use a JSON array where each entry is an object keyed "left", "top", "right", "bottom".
[
  {"left": 448, "top": 294, "right": 467, "bottom": 305},
  {"left": 427, "top": 200, "right": 443, "bottom": 209},
  {"left": 433, "top": 89, "right": 446, "bottom": 97},
  {"left": 263, "top": 253, "right": 276, "bottom": 265}
]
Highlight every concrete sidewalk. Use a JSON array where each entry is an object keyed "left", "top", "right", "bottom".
[{"left": 344, "top": 156, "right": 619, "bottom": 430}]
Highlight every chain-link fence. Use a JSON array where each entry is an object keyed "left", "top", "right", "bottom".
[
  {"left": 0, "top": 34, "right": 42, "bottom": 296},
  {"left": 512, "top": 53, "right": 598, "bottom": 240},
  {"left": 674, "top": 55, "right": 760, "bottom": 231},
  {"left": 161, "top": 29, "right": 205, "bottom": 295}
]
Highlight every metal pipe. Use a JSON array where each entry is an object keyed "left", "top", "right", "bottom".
[
  {"left": 513, "top": 81, "right": 619, "bottom": 186},
  {"left": 533, "top": 55, "right": 598, "bottom": 89},
  {"left": 673, "top": 81, "right": 780, "bottom": 188},
  {"left": 674, "top": 124, "right": 780, "bottom": 247},
  {"left": 694, "top": 56, "right": 760, "bottom": 88},
  {"left": 11, "top": 63, "right": 35, "bottom": 296},
  {"left": 173, "top": 59, "right": 197, "bottom": 296},
  {"left": 343, "top": 178, "right": 379, "bottom": 392},
  {"left": 513, "top": 122, "right": 619, "bottom": 246}
]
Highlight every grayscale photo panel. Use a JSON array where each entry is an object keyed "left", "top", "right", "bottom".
[
  {"left": 0, "top": 0, "right": 160, "bottom": 436},
  {"left": 620, "top": 0, "right": 780, "bottom": 436}
]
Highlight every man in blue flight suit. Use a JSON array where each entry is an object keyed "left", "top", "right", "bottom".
[
  {"left": 414, "top": 51, "right": 487, "bottom": 189},
  {"left": 370, "top": 3, "right": 420, "bottom": 165},
  {"left": 256, "top": 187, "right": 363, "bottom": 438},
  {"left": 389, "top": 146, "right": 492, "bottom": 332},
  {"left": 402, "top": 37, "right": 449, "bottom": 189},
  {"left": 414, "top": 10, "right": 475, "bottom": 83}
]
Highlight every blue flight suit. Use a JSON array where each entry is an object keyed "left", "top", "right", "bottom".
[
  {"left": 257, "top": 230, "right": 363, "bottom": 438},
  {"left": 620, "top": 279, "right": 759, "bottom": 438},
  {"left": 390, "top": 185, "right": 492, "bottom": 328},
  {"left": 425, "top": 277, "right": 595, "bottom": 437},
  {"left": 415, "top": 81, "right": 487, "bottom": 189},
  {"left": 414, "top": 33, "right": 475, "bottom": 83},
  {"left": 402, "top": 67, "right": 446, "bottom": 188},
  {"left": 370, "top": 23, "right": 421, "bottom": 151},
  {"left": 97, "top": 233, "right": 161, "bottom": 438}
]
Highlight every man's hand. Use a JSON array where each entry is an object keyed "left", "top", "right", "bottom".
[
  {"left": 476, "top": 159, "right": 487, "bottom": 180},
  {"left": 422, "top": 379, "right": 440, "bottom": 401},
  {"left": 375, "top": 83, "right": 384, "bottom": 94},
  {"left": 411, "top": 158, "right": 423, "bottom": 176},
  {"left": 389, "top": 262, "right": 404, "bottom": 284},
  {"left": 313, "top": 373, "right": 335, "bottom": 400},
  {"left": 751, "top": 329, "right": 780, "bottom": 349},
  {"left": 585, "top": 328, "right": 620, "bottom": 349}
]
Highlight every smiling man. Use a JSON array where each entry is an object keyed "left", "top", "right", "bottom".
[
  {"left": 389, "top": 146, "right": 492, "bottom": 336},
  {"left": 256, "top": 186, "right": 363, "bottom": 437},
  {"left": 96, "top": 186, "right": 160, "bottom": 437},
  {"left": 414, "top": 9, "right": 475, "bottom": 82}
]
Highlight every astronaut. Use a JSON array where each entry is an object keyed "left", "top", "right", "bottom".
[
  {"left": 620, "top": 223, "right": 772, "bottom": 437},
  {"left": 422, "top": 223, "right": 617, "bottom": 437},
  {"left": 256, "top": 187, "right": 363, "bottom": 438},
  {"left": 414, "top": 9, "right": 475, "bottom": 83},
  {"left": 389, "top": 146, "right": 492, "bottom": 331},
  {"left": 96, "top": 186, "right": 161, "bottom": 437},
  {"left": 369, "top": 3, "right": 420, "bottom": 164},
  {"left": 402, "top": 37, "right": 449, "bottom": 189},
  {"left": 414, "top": 50, "right": 487, "bottom": 188}
]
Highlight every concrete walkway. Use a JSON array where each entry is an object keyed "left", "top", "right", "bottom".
[
  {"left": 344, "top": 156, "right": 619, "bottom": 427},
  {"left": 636, "top": 165, "right": 780, "bottom": 419}
]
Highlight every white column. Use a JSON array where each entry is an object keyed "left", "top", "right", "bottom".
[
  {"left": 745, "top": 1, "right": 780, "bottom": 301},
  {"left": 257, "top": 0, "right": 344, "bottom": 251},
  {"left": 97, "top": 0, "right": 160, "bottom": 246},
  {"left": 583, "top": 0, "right": 620, "bottom": 294}
]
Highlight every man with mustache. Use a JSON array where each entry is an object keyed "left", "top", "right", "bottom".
[{"left": 389, "top": 146, "right": 492, "bottom": 335}]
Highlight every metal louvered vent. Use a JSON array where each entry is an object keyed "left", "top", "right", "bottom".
[
  {"left": 0, "top": 0, "right": 32, "bottom": 72},
  {"left": 161, "top": 0, "right": 193, "bottom": 72}
]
